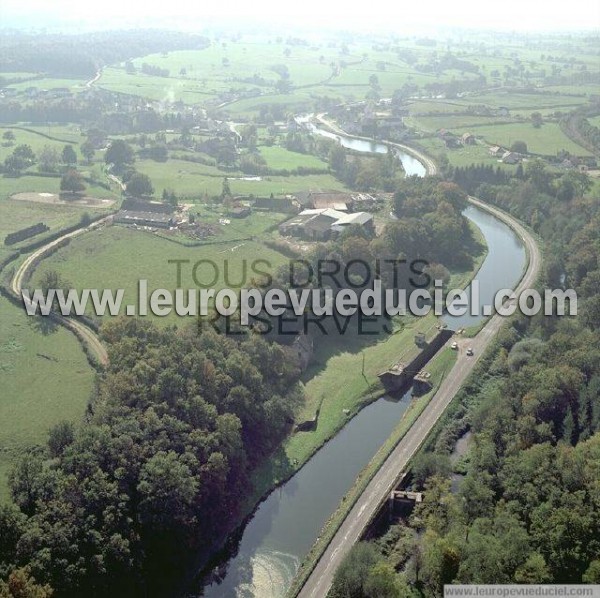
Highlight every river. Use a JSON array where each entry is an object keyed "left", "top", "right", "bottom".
[{"left": 196, "top": 122, "right": 526, "bottom": 598}]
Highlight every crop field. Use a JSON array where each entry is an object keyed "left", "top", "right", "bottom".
[
  {"left": 415, "top": 137, "right": 504, "bottom": 168},
  {"left": 98, "top": 67, "right": 215, "bottom": 104},
  {"left": 97, "top": 42, "right": 351, "bottom": 104},
  {"left": 225, "top": 91, "right": 325, "bottom": 117},
  {"left": 455, "top": 91, "right": 589, "bottom": 110},
  {"left": 0, "top": 295, "right": 94, "bottom": 502},
  {"left": 32, "top": 225, "right": 290, "bottom": 325},
  {"left": 407, "top": 114, "right": 517, "bottom": 133}
]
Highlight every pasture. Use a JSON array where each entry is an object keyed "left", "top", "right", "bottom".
[
  {"left": 0, "top": 196, "right": 111, "bottom": 246},
  {"left": 32, "top": 225, "right": 290, "bottom": 325},
  {"left": 0, "top": 295, "right": 94, "bottom": 502},
  {"left": 457, "top": 121, "right": 591, "bottom": 156},
  {"left": 258, "top": 146, "right": 328, "bottom": 170},
  {"left": 135, "top": 158, "right": 345, "bottom": 198}
]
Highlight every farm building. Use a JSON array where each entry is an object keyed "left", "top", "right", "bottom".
[
  {"left": 331, "top": 211, "right": 375, "bottom": 234},
  {"left": 438, "top": 130, "right": 461, "bottom": 148},
  {"left": 290, "top": 191, "right": 353, "bottom": 211},
  {"left": 253, "top": 196, "right": 296, "bottom": 212},
  {"left": 279, "top": 213, "right": 334, "bottom": 241},
  {"left": 114, "top": 210, "right": 173, "bottom": 228},
  {"left": 279, "top": 208, "right": 374, "bottom": 241}
]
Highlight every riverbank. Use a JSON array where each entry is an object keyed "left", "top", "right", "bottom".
[{"left": 314, "top": 113, "right": 437, "bottom": 176}]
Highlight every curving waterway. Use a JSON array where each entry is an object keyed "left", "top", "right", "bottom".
[{"left": 196, "top": 122, "right": 526, "bottom": 598}]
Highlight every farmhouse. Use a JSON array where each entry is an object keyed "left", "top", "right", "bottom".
[
  {"left": 501, "top": 151, "right": 521, "bottom": 165},
  {"left": 229, "top": 206, "right": 251, "bottom": 218},
  {"left": 438, "top": 130, "right": 461, "bottom": 148},
  {"left": 489, "top": 145, "right": 505, "bottom": 157},
  {"left": 461, "top": 133, "right": 476, "bottom": 145}
]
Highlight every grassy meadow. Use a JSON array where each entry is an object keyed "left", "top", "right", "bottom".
[
  {"left": 32, "top": 225, "right": 289, "bottom": 325},
  {"left": 0, "top": 295, "right": 94, "bottom": 502}
]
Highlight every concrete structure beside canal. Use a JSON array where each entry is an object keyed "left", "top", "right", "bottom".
[{"left": 378, "top": 326, "right": 453, "bottom": 394}]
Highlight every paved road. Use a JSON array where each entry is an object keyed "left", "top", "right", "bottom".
[
  {"left": 11, "top": 219, "right": 110, "bottom": 366},
  {"left": 296, "top": 196, "right": 541, "bottom": 598}
]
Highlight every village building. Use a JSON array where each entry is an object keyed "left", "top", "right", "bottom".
[
  {"left": 489, "top": 145, "right": 505, "bottom": 157},
  {"left": 437, "top": 129, "right": 461, "bottom": 148}
]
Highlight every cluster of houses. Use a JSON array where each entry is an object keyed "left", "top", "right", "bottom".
[
  {"left": 112, "top": 189, "right": 380, "bottom": 242},
  {"left": 330, "top": 104, "right": 409, "bottom": 141},
  {"left": 437, "top": 129, "right": 477, "bottom": 148}
]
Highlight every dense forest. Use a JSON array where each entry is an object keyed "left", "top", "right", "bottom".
[
  {"left": 330, "top": 162, "right": 600, "bottom": 597},
  {"left": 0, "top": 321, "right": 302, "bottom": 596},
  {"left": 0, "top": 30, "right": 209, "bottom": 78}
]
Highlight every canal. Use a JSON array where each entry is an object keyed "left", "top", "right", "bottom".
[{"left": 197, "top": 121, "right": 526, "bottom": 598}]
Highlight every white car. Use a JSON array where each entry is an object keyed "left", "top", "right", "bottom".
[{"left": 450, "top": 341, "right": 458, "bottom": 350}]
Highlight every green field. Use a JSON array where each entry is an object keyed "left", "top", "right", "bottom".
[
  {"left": 589, "top": 115, "right": 600, "bottom": 128},
  {"left": 407, "top": 114, "right": 516, "bottom": 133},
  {"left": 415, "top": 136, "right": 504, "bottom": 168},
  {"left": 287, "top": 314, "right": 440, "bottom": 465},
  {"left": 0, "top": 174, "right": 117, "bottom": 201},
  {"left": 0, "top": 126, "right": 84, "bottom": 162},
  {"left": 136, "top": 158, "right": 345, "bottom": 198},
  {"left": 258, "top": 146, "right": 328, "bottom": 170},
  {"left": 32, "top": 225, "right": 289, "bottom": 325},
  {"left": 451, "top": 121, "right": 591, "bottom": 155},
  {"left": 0, "top": 197, "right": 112, "bottom": 249},
  {"left": 0, "top": 295, "right": 94, "bottom": 502}
]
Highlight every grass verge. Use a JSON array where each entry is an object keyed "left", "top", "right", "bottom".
[{"left": 286, "top": 347, "right": 457, "bottom": 597}]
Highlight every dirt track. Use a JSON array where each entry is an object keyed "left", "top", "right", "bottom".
[{"left": 11, "top": 219, "right": 110, "bottom": 366}]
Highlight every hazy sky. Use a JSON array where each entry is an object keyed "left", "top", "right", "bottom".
[{"left": 2, "top": 0, "right": 599, "bottom": 32}]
